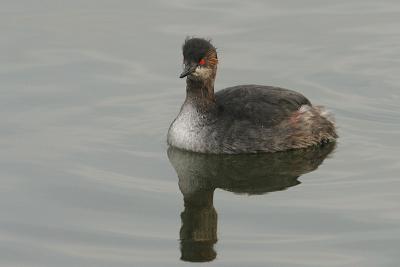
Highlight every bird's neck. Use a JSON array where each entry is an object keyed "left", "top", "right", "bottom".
[{"left": 185, "top": 78, "right": 215, "bottom": 106}]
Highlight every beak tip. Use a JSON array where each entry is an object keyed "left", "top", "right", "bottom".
[{"left": 179, "top": 63, "right": 196, "bottom": 79}]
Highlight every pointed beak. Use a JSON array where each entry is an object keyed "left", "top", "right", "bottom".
[{"left": 179, "top": 63, "right": 197, "bottom": 78}]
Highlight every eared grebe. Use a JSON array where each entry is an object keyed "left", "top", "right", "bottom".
[{"left": 167, "top": 38, "right": 337, "bottom": 154}]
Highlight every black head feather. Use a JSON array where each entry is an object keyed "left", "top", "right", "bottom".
[{"left": 182, "top": 37, "right": 216, "bottom": 63}]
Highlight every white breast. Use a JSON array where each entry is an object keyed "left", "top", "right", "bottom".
[{"left": 167, "top": 104, "right": 207, "bottom": 152}]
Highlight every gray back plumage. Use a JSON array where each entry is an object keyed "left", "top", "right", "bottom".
[{"left": 215, "top": 84, "right": 311, "bottom": 127}]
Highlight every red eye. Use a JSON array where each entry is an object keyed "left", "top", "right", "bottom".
[{"left": 199, "top": 58, "right": 206, "bottom": 65}]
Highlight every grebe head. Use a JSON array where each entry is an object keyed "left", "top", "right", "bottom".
[{"left": 179, "top": 38, "right": 218, "bottom": 82}]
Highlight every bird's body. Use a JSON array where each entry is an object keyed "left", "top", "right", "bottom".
[{"left": 167, "top": 38, "right": 337, "bottom": 154}]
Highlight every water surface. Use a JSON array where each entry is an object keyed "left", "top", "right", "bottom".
[{"left": 1, "top": 1, "right": 400, "bottom": 266}]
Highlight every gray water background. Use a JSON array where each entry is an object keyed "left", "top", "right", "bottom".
[{"left": 1, "top": 0, "right": 400, "bottom": 266}]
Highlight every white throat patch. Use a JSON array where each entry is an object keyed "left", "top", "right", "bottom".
[{"left": 192, "top": 66, "right": 212, "bottom": 80}]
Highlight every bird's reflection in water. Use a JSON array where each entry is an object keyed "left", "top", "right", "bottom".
[{"left": 167, "top": 143, "right": 336, "bottom": 262}]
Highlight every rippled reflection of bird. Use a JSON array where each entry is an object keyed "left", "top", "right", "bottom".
[{"left": 168, "top": 143, "right": 336, "bottom": 262}]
